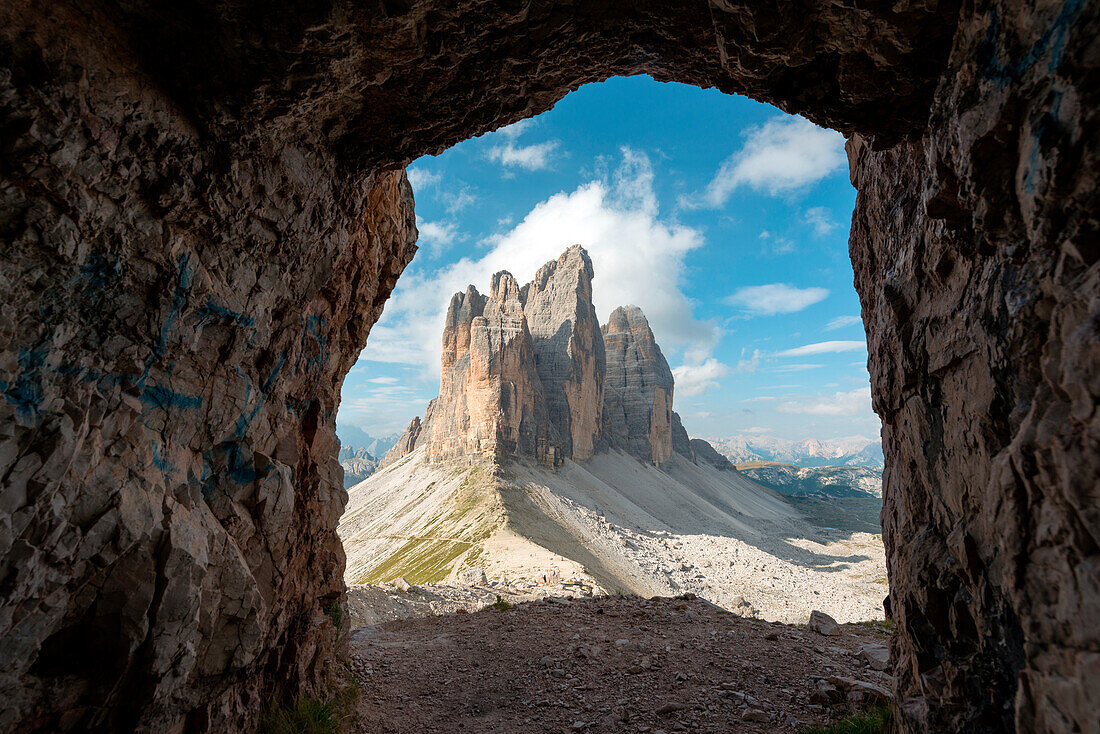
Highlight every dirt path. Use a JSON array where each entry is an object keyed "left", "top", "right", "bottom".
[{"left": 350, "top": 595, "right": 892, "bottom": 733}]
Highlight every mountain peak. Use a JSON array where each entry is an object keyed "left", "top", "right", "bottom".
[{"left": 385, "top": 246, "right": 716, "bottom": 470}]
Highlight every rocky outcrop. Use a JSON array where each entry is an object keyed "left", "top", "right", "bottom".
[
  {"left": 672, "top": 412, "right": 694, "bottom": 460},
  {"left": 689, "top": 439, "right": 735, "bottom": 472},
  {"left": 395, "top": 273, "right": 557, "bottom": 466},
  {"left": 602, "top": 306, "right": 675, "bottom": 466},
  {"left": 522, "top": 245, "right": 606, "bottom": 461},
  {"left": 382, "top": 416, "right": 424, "bottom": 467},
  {"left": 387, "top": 253, "right": 701, "bottom": 472},
  {"left": 2, "top": 0, "right": 1096, "bottom": 731}
]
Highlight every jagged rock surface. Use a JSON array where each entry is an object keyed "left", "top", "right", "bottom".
[
  {"left": 602, "top": 306, "right": 675, "bottom": 466},
  {"left": 1, "top": 0, "right": 1096, "bottom": 731},
  {"left": 689, "top": 439, "right": 735, "bottom": 472},
  {"left": 406, "top": 273, "right": 556, "bottom": 465},
  {"left": 672, "top": 412, "right": 695, "bottom": 460},
  {"left": 521, "top": 245, "right": 606, "bottom": 461}
]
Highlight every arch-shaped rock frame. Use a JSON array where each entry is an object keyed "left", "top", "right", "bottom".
[{"left": 0, "top": 1, "right": 1096, "bottom": 731}]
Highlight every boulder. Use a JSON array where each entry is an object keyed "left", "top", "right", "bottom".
[
  {"left": 856, "top": 643, "right": 890, "bottom": 671},
  {"left": 808, "top": 610, "right": 839, "bottom": 636}
]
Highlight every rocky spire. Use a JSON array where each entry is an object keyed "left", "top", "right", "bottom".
[
  {"left": 385, "top": 248, "right": 701, "bottom": 470},
  {"left": 601, "top": 305, "right": 674, "bottom": 465},
  {"left": 521, "top": 244, "right": 606, "bottom": 461}
]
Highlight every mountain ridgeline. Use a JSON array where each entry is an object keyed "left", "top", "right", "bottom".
[{"left": 382, "top": 245, "right": 720, "bottom": 471}]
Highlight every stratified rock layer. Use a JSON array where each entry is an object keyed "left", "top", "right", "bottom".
[
  {"left": 602, "top": 306, "right": 675, "bottom": 466},
  {"left": 1, "top": 0, "right": 1096, "bottom": 731},
  {"left": 522, "top": 245, "right": 606, "bottom": 461}
]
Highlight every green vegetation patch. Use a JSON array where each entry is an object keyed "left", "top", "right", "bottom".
[
  {"left": 800, "top": 706, "right": 893, "bottom": 734},
  {"left": 323, "top": 601, "right": 343, "bottom": 633},
  {"left": 260, "top": 698, "right": 339, "bottom": 734},
  {"left": 355, "top": 464, "right": 502, "bottom": 585}
]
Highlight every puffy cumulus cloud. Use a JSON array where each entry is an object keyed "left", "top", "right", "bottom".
[
  {"left": 672, "top": 358, "right": 730, "bottom": 397},
  {"left": 825, "top": 314, "right": 862, "bottom": 331},
  {"left": 777, "top": 387, "right": 872, "bottom": 416},
  {"left": 692, "top": 116, "right": 846, "bottom": 206},
  {"left": 724, "top": 283, "right": 829, "bottom": 315},
  {"left": 776, "top": 340, "right": 865, "bottom": 357},
  {"left": 804, "top": 206, "right": 839, "bottom": 236},
  {"left": 361, "top": 149, "right": 715, "bottom": 376}
]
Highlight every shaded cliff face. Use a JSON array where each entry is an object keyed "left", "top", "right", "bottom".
[
  {"left": 522, "top": 245, "right": 606, "bottom": 461},
  {"left": 0, "top": 10, "right": 419, "bottom": 726},
  {"left": 602, "top": 306, "right": 676, "bottom": 466},
  {"left": 2, "top": 0, "right": 1096, "bottom": 732}
]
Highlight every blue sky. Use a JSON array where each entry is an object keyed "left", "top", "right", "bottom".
[{"left": 339, "top": 76, "right": 880, "bottom": 442}]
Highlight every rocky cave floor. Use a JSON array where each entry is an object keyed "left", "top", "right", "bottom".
[{"left": 349, "top": 594, "right": 892, "bottom": 733}]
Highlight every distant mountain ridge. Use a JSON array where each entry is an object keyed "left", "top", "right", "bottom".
[
  {"left": 707, "top": 434, "right": 884, "bottom": 469},
  {"left": 336, "top": 423, "right": 400, "bottom": 460},
  {"left": 735, "top": 461, "right": 882, "bottom": 499}
]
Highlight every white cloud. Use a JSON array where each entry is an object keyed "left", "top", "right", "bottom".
[
  {"left": 804, "top": 206, "right": 839, "bottom": 236},
  {"left": 778, "top": 387, "right": 872, "bottom": 416},
  {"left": 825, "top": 315, "right": 862, "bottom": 331},
  {"left": 735, "top": 348, "right": 761, "bottom": 373},
  {"left": 443, "top": 187, "right": 477, "bottom": 214},
  {"left": 416, "top": 219, "right": 460, "bottom": 256},
  {"left": 486, "top": 118, "right": 561, "bottom": 170},
  {"left": 772, "top": 363, "right": 824, "bottom": 373},
  {"left": 693, "top": 116, "right": 846, "bottom": 206},
  {"left": 725, "top": 283, "right": 829, "bottom": 315},
  {"left": 497, "top": 119, "right": 534, "bottom": 139},
  {"left": 673, "top": 358, "right": 730, "bottom": 397},
  {"left": 487, "top": 140, "right": 559, "bottom": 170},
  {"left": 367, "top": 377, "right": 400, "bottom": 384},
  {"left": 362, "top": 149, "right": 714, "bottom": 375},
  {"left": 776, "top": 340, "right": 865, "bottom": 357},
  {"left": 406, "top": 167, "right": 440, "bottom": 190}
]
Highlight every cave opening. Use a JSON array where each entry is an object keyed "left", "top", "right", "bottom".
[
  {"left": 335, "top": 75, "right": 890, "bottom": 624},
  {"left": 1, "top": 1, "right": 1094, "bottom": 732}
]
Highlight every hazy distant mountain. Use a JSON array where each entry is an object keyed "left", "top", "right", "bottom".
[
  {"left": 336, "top": 421, "right": 400, "bottom": 461},
  {"left": 707, "top": 434, "right": 884, "bottom": 469},
  {"left": 736, "top": 461, "right": 882, "bottom": 499},
  {"left": 340, "top": 446, "right": 379, "bottom": 488}
]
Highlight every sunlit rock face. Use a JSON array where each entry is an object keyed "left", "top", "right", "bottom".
[
  {"left": 601, "top": 306, "right": 676, "bottom": 466},
  {"left": 1, "top": 0, "right": 1096, "bottom": 731}
]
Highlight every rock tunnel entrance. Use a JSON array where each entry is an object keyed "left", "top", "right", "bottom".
[{"left": 0, "top": 1, "right": 1095, "bottom": 732}]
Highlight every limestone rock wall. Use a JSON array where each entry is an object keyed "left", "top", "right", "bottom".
[
  {"left": 403, "top": 273, "right": 557, "bottom": 466},
  {"left": 849, "top": 0, "right": 1099, "bottom": 729},
  {"left": 602, "top": 306, "right": 675, "bottom": 466},
  {"left": 521, "top": 245, "right": 606, "bottom": 461},
  {"left": 0, "top": 5, "right": 418, "bottom": 731}
]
